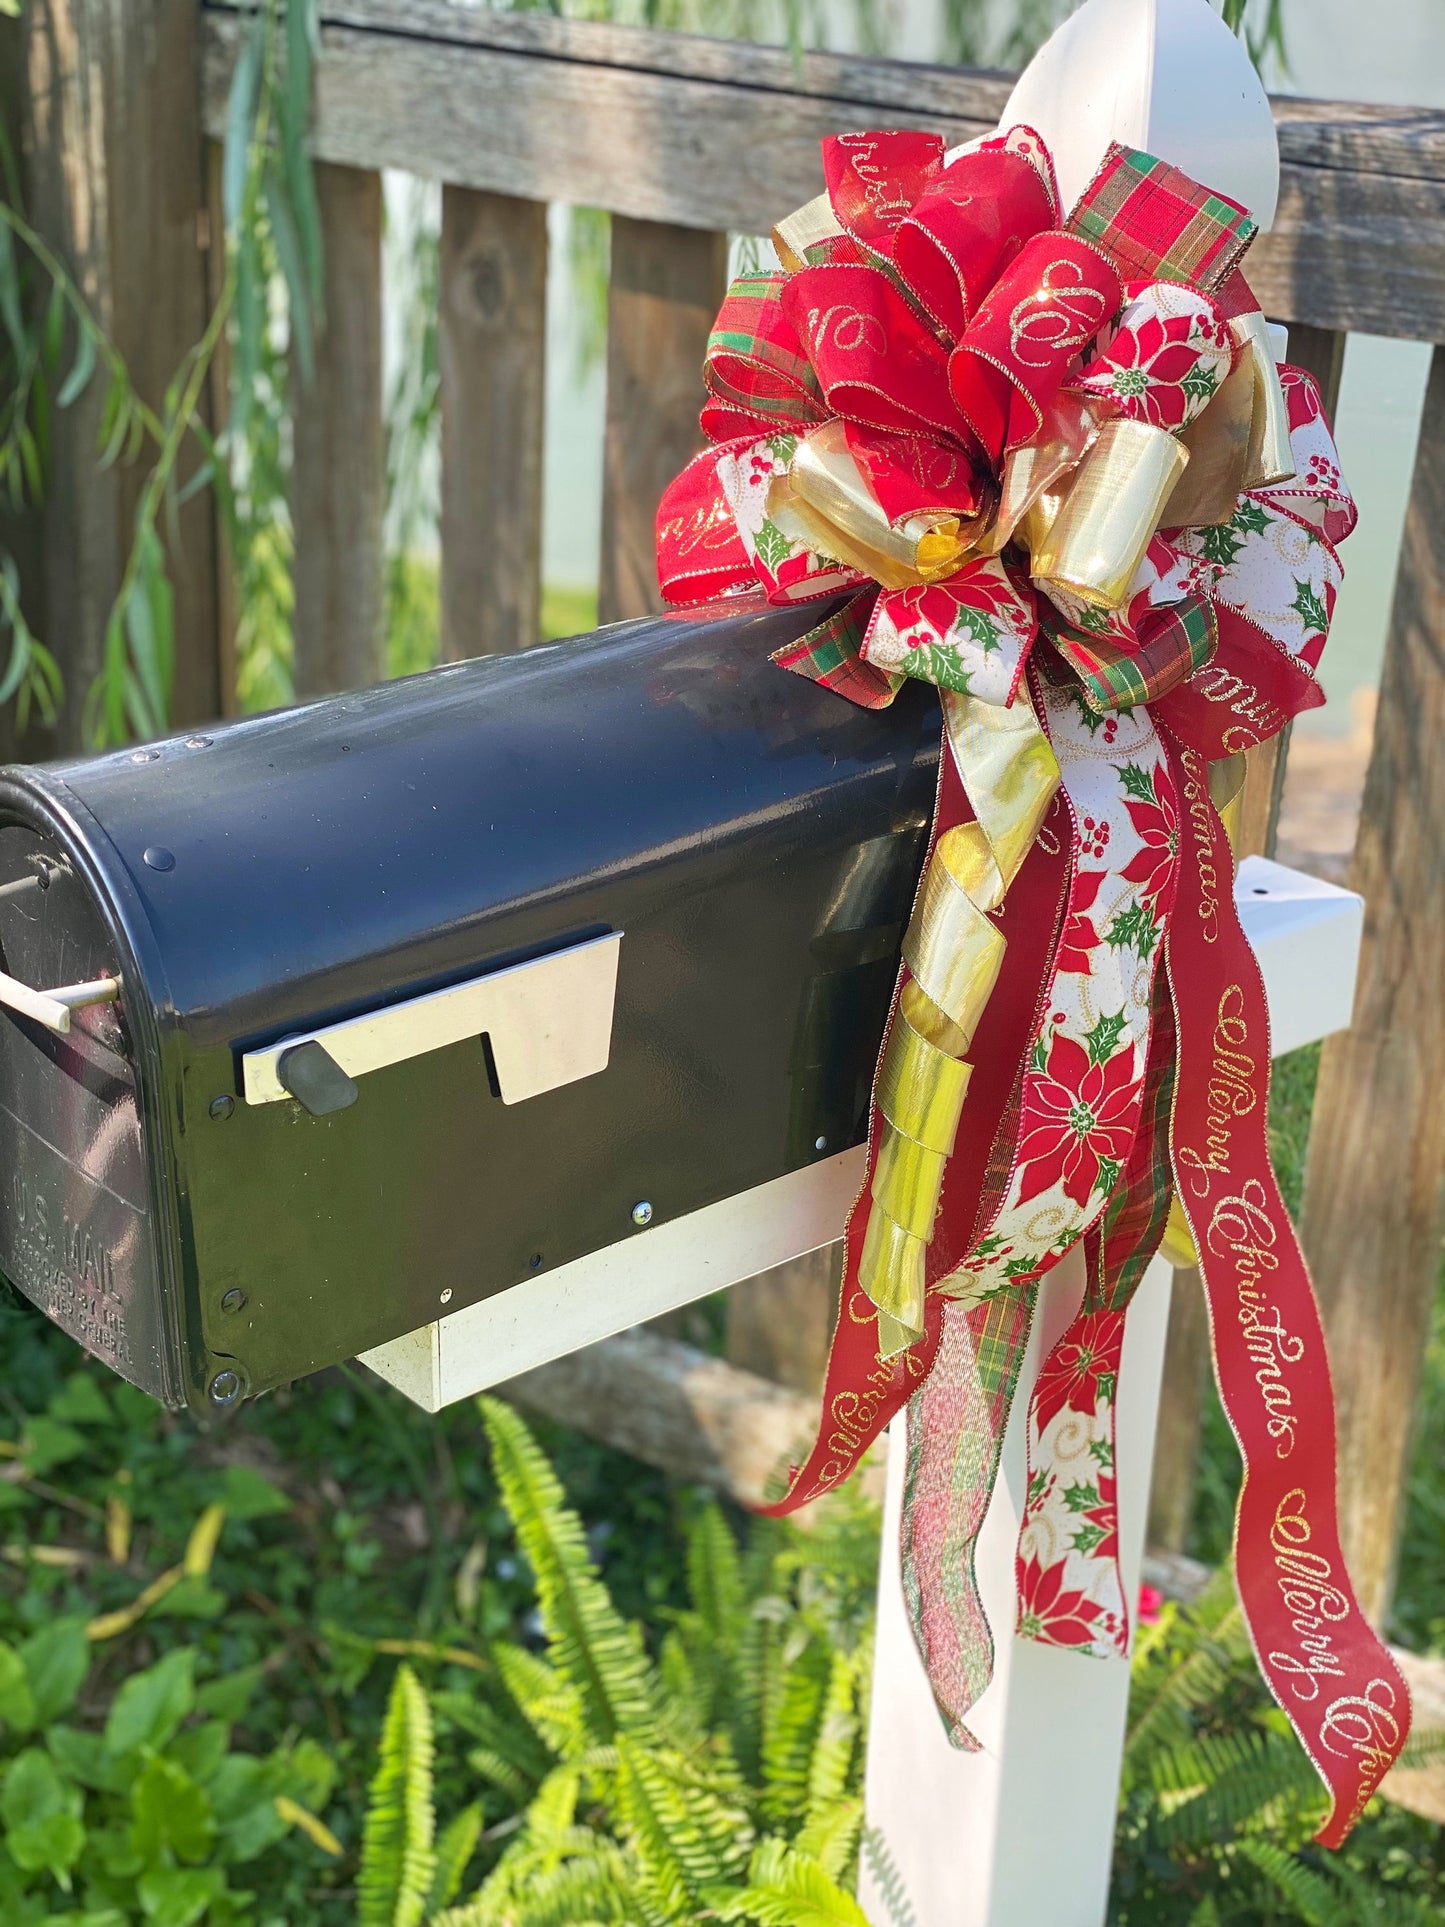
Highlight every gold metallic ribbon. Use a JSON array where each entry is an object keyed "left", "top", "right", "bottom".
[
  {"left": 861, "top": 686, "right": 1061, "bottom": 1354},
  {"left": 768, "top": 420, "right": 982, "bottom": 590}
]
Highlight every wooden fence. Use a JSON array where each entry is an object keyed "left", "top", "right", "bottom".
[{"left": 12, "top": 1, "right": 1445, "bottom": 1639}]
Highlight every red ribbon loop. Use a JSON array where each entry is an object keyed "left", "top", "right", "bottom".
[
  {"left": 782, "top": 263, "right": 975, "bottom": 447},
  {"left": 822, "top": 129, "right": 947, "bottom": 254},
  {"left": 894, "top": 137, "right": 1058, "bottom": 341},
  {"left": 950, "top": 232, "right": 1124, "bottom": 460}
]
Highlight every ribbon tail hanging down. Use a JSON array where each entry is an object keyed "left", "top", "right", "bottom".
[
  {"left": 900, "top": 678, "right": 1180, "bottom": 1739},
  {"left": 866, "top": 683, "right": 1062, "bottom": 1357},
  {"left": 1015, "top": 970, "right": 1179, "bottom": 1663},
  {"left": 1162, "top": 735, "right": 1411, "bottom": 1846}
]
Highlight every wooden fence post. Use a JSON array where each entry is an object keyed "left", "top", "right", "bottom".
[
  {"left": 291, "top": 161, "right": 385, "bottom": 698},
  {"left": 598, "top": 218, "right": 726, "bottom": 625},
  {"left": 726, "top": 1244, "right": 841, "bottom": 1393},
  {"left": 1297, "top": 341, "right": 1445, "bottom": 1625},
  {"left": 20, "top": 0, "right": 223, "bottom": 749},
  {"left": 1147, "top": 322, "right": 1350, "bottom": 1553},
  {"left": 439, "top": 188, "right": 548, "bottom": 662}
]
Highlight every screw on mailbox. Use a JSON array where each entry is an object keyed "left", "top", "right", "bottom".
[
  {"left": 631, "top": 1201, "right": 653, "bottom": 1228},
  {"left": 220, "top": 1289, "right": 246, "bottom": 1315},
  {"left": 209, "top": 1094, "right": 235, "bottom": 1121},
  {"left": 208, "top": 1369, "right": 244, "bottom": 1409}
]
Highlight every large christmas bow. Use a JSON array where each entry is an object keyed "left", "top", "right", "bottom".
[{"left": 656, "top": 127, "right": 1409, "bottom": 1845}]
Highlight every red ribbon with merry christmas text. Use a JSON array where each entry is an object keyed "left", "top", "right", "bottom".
[{"left": 654, "top": 123, "right": 1409, "bottom": 1843}]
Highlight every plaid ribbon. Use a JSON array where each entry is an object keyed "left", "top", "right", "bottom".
[
  {"left": 771, "top": 590, "right": 902, "bottom": 711},
  {"left": 704, "top": 273, "right": 824, "bottom": 427},
  {"left": 1069, "top": 143, "right": 1257, "bottom": 295},
  {"left": 901, "top": 1279, "right": 1037, "bottom": 1747},
  {"left": 1045, "top": 596, "right": 1218, "bottom": 716}
]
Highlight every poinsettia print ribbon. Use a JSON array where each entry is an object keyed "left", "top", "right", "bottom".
[{"left": 653, "top": 123, "right": 1408, "bottom": 1840}]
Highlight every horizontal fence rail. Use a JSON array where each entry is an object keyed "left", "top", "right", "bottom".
[{"left": 200, "top": 0, "right": 1445, "bottom": 341}]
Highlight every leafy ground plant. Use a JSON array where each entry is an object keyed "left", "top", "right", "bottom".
[
  {"left": 0, "top": 1609, "right": 337, "bottom": 1925},
  {"left": 409, "top": 1397, "right": 882, "bottom": 1926},
  {"left": 348, "top": 1402, "right": 1444, "bottom": 1927}
]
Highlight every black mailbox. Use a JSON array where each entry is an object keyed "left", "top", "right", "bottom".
[{"left": 0, "top": 603, "right": 938, "bottom": 1414}]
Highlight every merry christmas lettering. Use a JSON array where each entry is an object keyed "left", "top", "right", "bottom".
[
  {"left": 1190, "top": 664, "right": 1289, "bottom": 751},
  {"left": 1176, "top": 984, "right": 1305, "bottom": 1457},
  {"left": 805, "top": 1344, "right": 909, "bottom": 1498},
  {"left": 1268, "top": 1489, "right": 1351, "bottom": 1698},
  {"left": 1180, "top": 751, "right": 1223, "bottom": 945},
  {"left": 1321, "top": 1675, "right": 1408, "bottom": 1832}
]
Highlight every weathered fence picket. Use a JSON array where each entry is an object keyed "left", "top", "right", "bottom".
[
  {"left": 1300, "top": 341, "right": 1445, "bottom": 1623},
  {"left": 290, "top": 159, "right": 385, "bottom": 697},
  {"left": 599, "top": 217, "right": 726, "bottom": 625},
  {"left": 20, "top": 0, "right": 223, "bottom": 748},
  {"left": 439, "top": 186, "right": 548, "bottom": 660}
]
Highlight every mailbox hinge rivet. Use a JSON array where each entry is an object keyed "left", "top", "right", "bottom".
[
  {"left": 209, "top": 1094, "right": 236, "bottom": 1121},
  {"left": 631, "top": 1201, "right": 653, "bottom": 1229},
  {"left": 815, "top": 1135, "right": 828, "bottom": 1152},
  {"left": 220, "top": 1289, "right": 246, "bottom": 1315},
  {"left": 208, "top": 1368, "right": 244, "bottom": 1409},
  {"left": 143, "top": 846, "right": 176, "bottom": 872}
]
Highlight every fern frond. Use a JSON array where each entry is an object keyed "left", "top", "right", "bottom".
[
  {"left": 1146, "top": 1726, "right": 1323, "bottom": 1850},
  {"left": 357, "top": 1663, "right": 437, "bottom": 1927},
  {"left": 707, "top": 1835, "right": 873, "bottom": 1926},
  {"left": 805, "top": 1652, "right": 860, "bottom": 1824},
  {"left": 480, "top": 1398, "right": 658, "bottom": 1745},
  {"left": 1124, "top": 1569, "right": 1252, "bottom": 1775},
  {"left": 795, "top": 1795, "right": 863, "bottom": 1884},
  {"left": 1329, "top": 1854, "right": 1445, "bottom": 1926},
  {"left": 656, "top": 1627, "right": 712, "bottom": 1749},
  {"left": 1233, "top": 1837, "right": 1351, "bottom": 1927},
  {"left": 436, "top": 1679, "right": 558, "bottom": 1807},
  {"left": 441, "top": 1827, "right": 639, "bottom": 1927},
  {"left": 614, "top": 1734, "right": 752, "bottom": 1904},
  {"left": 489, "top": 1639, "right": 588, "bottom": 1758},
  {"left": 435, "top": 1681, "right": 558, "bottom": 1778},
  {"left": 761, "top": 1638, "right": 831, "bottom": 1824},
  {"left": 427, "top": 1803, "right": 483, "bottom": 1916},
  {"left": 688, "top": 1501, "right": 746, "bottom": 1647}
]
